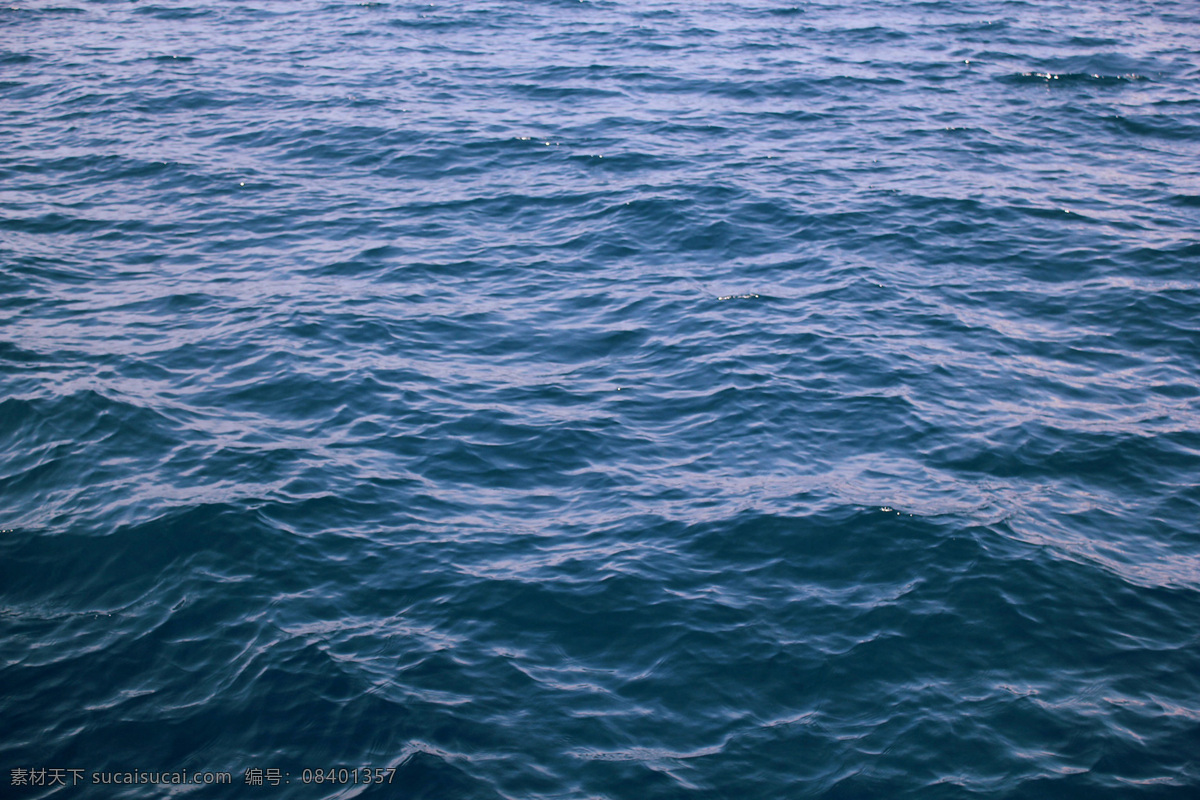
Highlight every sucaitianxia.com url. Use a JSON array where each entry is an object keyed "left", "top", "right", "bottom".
[{"left": 10, "top": 768, "right": 232, "bottom": 787}]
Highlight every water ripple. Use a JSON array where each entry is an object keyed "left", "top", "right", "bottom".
[{"left": 2, "top": 0, "right": 1200, "bottom": 797}]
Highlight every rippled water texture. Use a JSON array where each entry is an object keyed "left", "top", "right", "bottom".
[{"left": 3, "top": 0, "right": 1200, "bottom": 797}]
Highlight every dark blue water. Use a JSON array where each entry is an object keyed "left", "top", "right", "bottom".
[{"left": 3, "top": 0, "right": 1200, "bottom": 796}]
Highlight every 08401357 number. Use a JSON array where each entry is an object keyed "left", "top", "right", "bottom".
[{"left": 300, "top": 768, "right": 395, "bottom": 784}]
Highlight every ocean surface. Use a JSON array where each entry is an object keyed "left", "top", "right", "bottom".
[{"left": 2, "top": 0, "right": 1199, "bottom": 797}]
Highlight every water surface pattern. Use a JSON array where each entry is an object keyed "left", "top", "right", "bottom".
[{"left": 2, "top": 0, "right": 1199, "bottom": 797}]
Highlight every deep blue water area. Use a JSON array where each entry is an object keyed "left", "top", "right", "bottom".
[{"left": 2, "top": 0, "right": 1199, "bottom": 797}]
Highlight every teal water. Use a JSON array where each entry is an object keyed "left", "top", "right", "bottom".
[{"left": 2, "top": 0, "right": 1199, "bottom": 797}]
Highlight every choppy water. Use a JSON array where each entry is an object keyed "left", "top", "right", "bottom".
[{"left": 3, "top": 0, "right": 1200, "bottom": 797}]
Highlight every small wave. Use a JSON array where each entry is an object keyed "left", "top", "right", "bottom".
[{"left": 1004, "top": 71, "right": 1147, "bottom": 85}]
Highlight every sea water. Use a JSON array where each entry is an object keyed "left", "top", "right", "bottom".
[{"left": 2, "top": 1, "right": 1199, "bottom": 797}]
